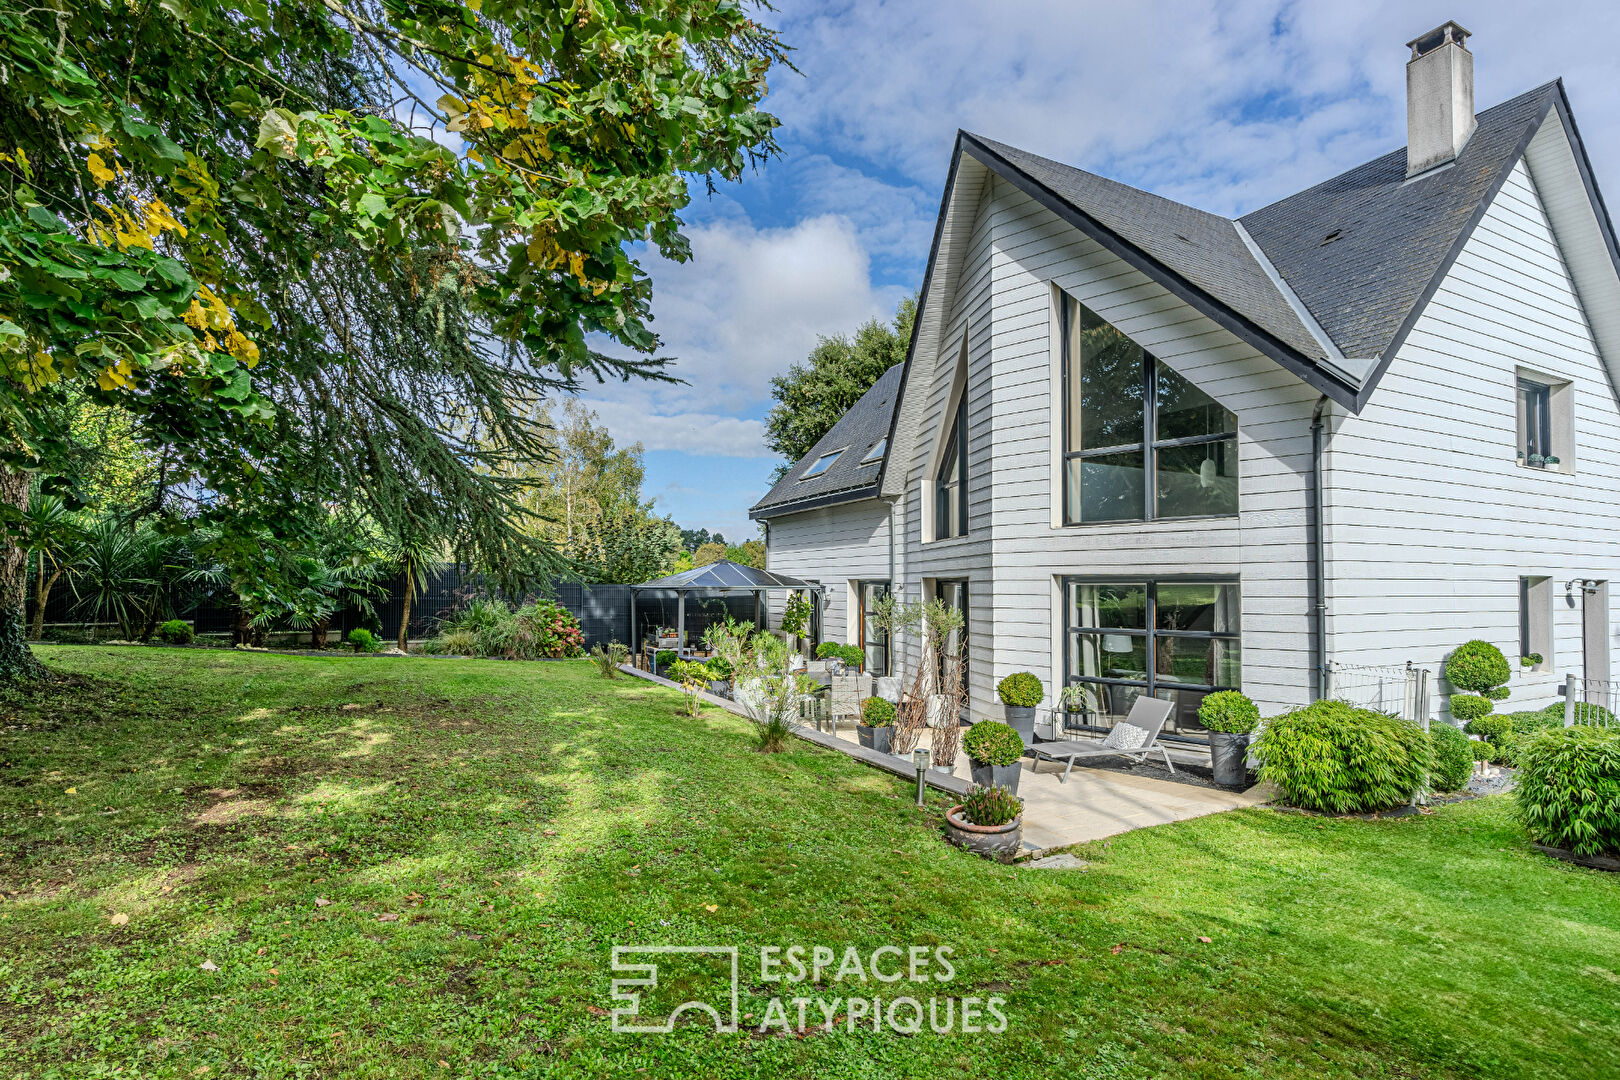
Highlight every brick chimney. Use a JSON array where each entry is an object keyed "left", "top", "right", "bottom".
[{"left": 1406, "top": 21, "right": 1476, "bottom": 178}]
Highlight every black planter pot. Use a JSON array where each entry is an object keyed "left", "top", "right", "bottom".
[
  {"left": 1208, "top": 730, "right": 1252, "bottom": 787},
  {"left": 857, "top": 723, "right": 893, "bottom": 755},
  {"left": 969, "top": 760, "right": 1021, "bottom": 794},
  {"left": 1004, "top": 705, "right": 1036, "bottom": 744}
]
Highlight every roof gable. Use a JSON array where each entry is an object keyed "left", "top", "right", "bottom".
[
  {"left": 1240, "top": 82, "right": 1561, "bottom": 401},
  {"left": 749, "top": 362, "right": 904, "bottom": 519}
]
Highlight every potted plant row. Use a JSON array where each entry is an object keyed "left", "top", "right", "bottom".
[
  {"left": 857, "top": 696, "right": 895, "bottom": 754},
  {"left": 815, "top": 641, "right": 866, "bottom": 674},
  {"left": 963, "top": 720, "right": 1024, "bottom": 795},
  {"left": 945, "top": 784, "right": 1024, "bottom": 861},
  {"left": 1198, "top": 690, "right": 1259, "bottom": 788}
]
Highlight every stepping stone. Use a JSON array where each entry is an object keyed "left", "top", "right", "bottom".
[{"left": 1023, "top": 853, "right": 1087, "bottom": 871}]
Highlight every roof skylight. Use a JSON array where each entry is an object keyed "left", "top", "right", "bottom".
[{"left": 801, "top": 448, "right": 845, "bottom": 478}]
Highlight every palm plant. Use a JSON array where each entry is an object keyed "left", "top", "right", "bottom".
[
  {"left": 23, "top": 493, "right": 85, "bottom": 640},
  {"left": 68, "top": 516, "right": 176, "bottom": 640},
  {"left": 382, "top": 532, "right": 438, "bottom": 652}
]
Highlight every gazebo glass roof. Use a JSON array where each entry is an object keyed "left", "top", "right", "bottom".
[{"left": 631, "top": 559, "right": 819, "bottom": 591}]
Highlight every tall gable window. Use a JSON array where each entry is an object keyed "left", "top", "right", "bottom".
[
  {"left": 1061, "top": 295, "right": 1238, "bottom": 524},
  {"left": 935, "top": 394, "right": 968, "bottom": 539}
]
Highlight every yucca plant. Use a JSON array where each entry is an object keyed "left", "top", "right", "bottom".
[
  {"left": 959, "top": 784, "right": 1023, "bottom": 827},
  {"left": 591, "top": 641, "right": 629, "bottom": 678}
]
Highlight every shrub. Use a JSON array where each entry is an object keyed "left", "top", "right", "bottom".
[
  {"left": 815, "top": 641, "right": 862, "bottom": 666},
  {"left": 1514, "top": 725, "right": 1620, "bottom": 856},
  {"left": 1429, "top": 722, "right": 1473, "bottom": 792},
  {"left": 590, "top": 641, "right": 629, "bottom": 678},
  {"left": 1252, "top": 700, "right": 1433, "bottom": 813},
  {"left": 963, "top": 721, "right": 1024, "bottom": 766},
  {"left": 704, "top": 656, "right": 733, "bottom": 681},
  {"left": 655, "top": 649, "right": 677, "bottom": 670},
  {"left": 1198, "top": 690, "right": 1259, "bottom": 734},
  {"left": 1450, "top": 694, "right": 1494, "bottom": 723},
  {"left": 1483, "top": 686, "right": 1512, "bottom": 701},
  {"left": 347, "top": 628, "right": 378, "bottom": 653},
  {"left": 155, "top": 619, "right": 194, "bottom": 645},
  {"left": 1521, "top": 652, "right": 1544, "bottom": 667},
  {"left": 780, "top": 592, "right": 811, "bottom": 637},
  {"left": 1445, "top": 640, "right": 1510, "bottom": 694},
  {"left": 668, "top": 661, "right": 709, "bottom": 716},
  {"left": 996, "top": 672, "right": 1043, "bottom": 708},
  {"left": 958, "top": 784, "right": 1023, "bottom": 827},
  {"left": 1572, "top": 702, "right": 1618, "bottom": 727},
  {"left": 860, "top": 696, "right": 896, "bottom": 726},
  {"left": 431, "top": 628, "right": 478, "bottom": 656},
  {"left": 430, "top": 597, "right": 584, "bottom": 659}
]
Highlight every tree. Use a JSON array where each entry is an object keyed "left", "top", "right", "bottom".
[
  {"left": 692, "top": 542, "right": 727, "bottom": 567},
  {"left": 0, "top": 1, "right": 788, "bottom": 678},
  {"left": 593, "top": 510, "right": 682, "bottom": 586},
  {"left": 764, "top": 296, "right": 916, "bottom": 478},
  {"left": 383, "top": 532, "right": 438, "bottom": 652},
  {"left": 725, "top": 540, "right": 765, "bottom": 569},
  {"left": 24, "top": 494, "right": 83, "bottom": 640},
  {"left": 680, "top": 527, "right": 725, "bottom": 551}
]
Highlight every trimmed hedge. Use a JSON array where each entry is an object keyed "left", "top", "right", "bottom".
[
  {"left": 1514, "top": 725, "right": 1620, "bottom": 856},
  {"left": 1198, "top": 690, "right": 1259, "bottom": 734},
  {"left": 997, "top": 672, "right": 1043, "bottom": 708},
  {"left": 1445, "top": 640, "right": 1511, "bottom": 695},
  {"left": 1252, "top": 700, "right": 1432, "bottom": 813},
  {"left": 963, "top": 721, "right": 1024, "bottom": 766},
  {"left": 1429, "top": 722, "right": 1473, "bottom": 792},
  {"left": 1450, "top": 694, "right": 1494, "bottom": 724},
  {"left": 155, "top": 619, "right": 194, "bottom": 645},
  {"left": 860, "top": 696, "right": 896, "bottom": 726}
]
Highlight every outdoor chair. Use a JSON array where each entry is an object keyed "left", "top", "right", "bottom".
[
  {"left": 829, "top": 674, "right": 867, "bottom": 724},
  {"left": 1027, "top": 695, "right": 1176, "bottom": 783}
]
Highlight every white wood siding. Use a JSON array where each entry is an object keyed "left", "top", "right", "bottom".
[
  {"left": 1324, "top": 159, "right": 1620, "bottom": 715},
  {"left": 900, "top": 175, "right": 1319, "bottom": 718},
  {"left": 764, "top": 498, "right": 897, "bottom": 645}
]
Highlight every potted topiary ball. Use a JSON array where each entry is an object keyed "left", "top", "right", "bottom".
[
  {"left": 858, "top": 696, "right": 896, "bottom": 754},
  {"left": 962, "top": 720, "right": 1024, "bottom": 794},
  {"left": 944, "top": 784, "right": 1024, "bottom": 860},
  {"left": 1197, "top": 690, "right": 1259, "bottom": 787},
  {"left": 997, "top": 672, "right": 1043, "bottom": 741}
]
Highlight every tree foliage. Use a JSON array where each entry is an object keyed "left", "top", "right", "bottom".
[
  {"left": 0, "top": 0, "right": 789, "bottom": 674},
  {"left": 764, "top": 295, "right": 915, "bottom": 478}
]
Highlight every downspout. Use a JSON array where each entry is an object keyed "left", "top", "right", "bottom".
[{"left": 1310, "top": 395, "right": 1330, "bottom": 700}]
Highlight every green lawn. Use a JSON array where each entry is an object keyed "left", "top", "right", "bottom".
[{"left": 2, "top": 647, "right": 1617, "bottom": 1079}]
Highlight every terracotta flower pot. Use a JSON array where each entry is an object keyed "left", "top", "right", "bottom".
[{"left": 944, "top": 805, "right": 1023, "bottom": 860}]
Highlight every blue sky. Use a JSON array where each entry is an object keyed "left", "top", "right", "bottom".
[{"left": 575, "top": 1, "right": 1620, "bottom": 545}]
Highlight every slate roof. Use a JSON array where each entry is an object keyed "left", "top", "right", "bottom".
[
  {"left": 973, "top": 136, "right": 1326, "bottom": 359},
  {"left": 749, "top": 362, "right": 904, "bottom": 519},
  {"left": 632, "top": 559, "right": 817, "bottom": 590},
  {"left": 1239, "top": 81, "right": 1561, "bottom": 364}
]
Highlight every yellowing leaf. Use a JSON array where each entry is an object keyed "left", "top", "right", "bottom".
[
  {"left": 64, "top": 787, "right": 77, "bottom": 795},
  {"left": 109, "top": 912, "right": 129, "bottom": 925},
  {"left": 86, "top": 153, "right": 116, "bottom": 188}
]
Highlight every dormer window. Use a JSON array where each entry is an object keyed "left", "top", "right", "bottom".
[
  {"left": 862, "top": 438, "right": 887, "bottom": 463},
  {"left": 801, "top": 448, "right": 845, "bottom": 479}
]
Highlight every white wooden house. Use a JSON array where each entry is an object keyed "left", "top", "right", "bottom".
[{"left": 750, "top": 24, "right": 1620, "bottom": 740}]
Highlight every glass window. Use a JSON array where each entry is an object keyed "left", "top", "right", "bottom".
[
  {"left": 859, "top": 581, "right": 890, "bottom": 677},
  {"left": 802, "top": 448, "right": 844, "bottom": 478},
  {"left": 935, "top": 395, "right": 967, "bottom": 539},
  {"left": 1064, "top": 578, "right": 1241, "bottom": 742},
  {"left": 1062, "top": 294, "right": 1238, "bottom": 522},
  {"left": 1517, "top": 378, "right": 1551, "bottom": 463},
  {"left": 862, "top": 437, "right": 887, "bottom": 462}
]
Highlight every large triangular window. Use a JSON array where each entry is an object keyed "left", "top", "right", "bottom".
[{"left": 1061, "top": 295, "right": 1238, "bottom": 523}]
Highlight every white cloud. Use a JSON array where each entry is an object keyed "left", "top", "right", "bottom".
[
  {"left": 766, "top": 0, "right": 1620, "bottom": 216},
  {"left": 582, "top": 213, "right": 907, "bottom": 456}
]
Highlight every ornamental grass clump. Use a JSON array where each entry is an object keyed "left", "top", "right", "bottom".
[
  {"left": 996, "top": 672, "right": 1043, "bottom": 708},
  {"left": 1514, "top": 725, "right": 1620, "bottom": 856},
  {"left": 963, "top": 721, "right": 1024, "bottom": 766},
  {"left": 590, "top": 641, "right": 629, "bottom": 678},
  {"left": 860, "top": 696, "right": 896, "bottom": 727},
  {"left": 1252, "top": 700, "right": 1433, "bottom": 813},
  {"left": 1429, "top": 722, "right": 1474, "bottom": 792},
  {"left": 1197, "top": 690, "right": 1259, "bottom": 734},
  {"left": 958, "top": 784, "right": 1023, "bottom": 828}
]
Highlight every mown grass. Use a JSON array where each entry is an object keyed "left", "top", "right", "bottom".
[{"left": 1, "top": 646, "right": 1616, "bottom": 1079}]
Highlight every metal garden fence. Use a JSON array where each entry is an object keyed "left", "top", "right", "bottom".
[
  {"left": 1325, "top": 661, "right": 1432, "bottom": 730},
  {"left": 1559, "top": 675, "right": 1620, "bottom": 727}
]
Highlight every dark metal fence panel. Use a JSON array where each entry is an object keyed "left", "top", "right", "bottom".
[{"left": 29, "top": 564, "right": 656, "bottom": 651}]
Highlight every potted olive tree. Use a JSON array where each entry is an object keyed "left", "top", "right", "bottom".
[
  {"left": 963, "top": 721, "right": 1024, "bottom": 794},
  {"left": 1198, "top": 690, "right": 1259, "bottom": 788},
  {"left": 944, "top": 785, "right": 1024, "bottom": 861},
  {"left": 997, "top": 672, "right": 1043, "bottom": 743},
  {"left": 857, "top": 696, "right": 895, "bottom": 754}
]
